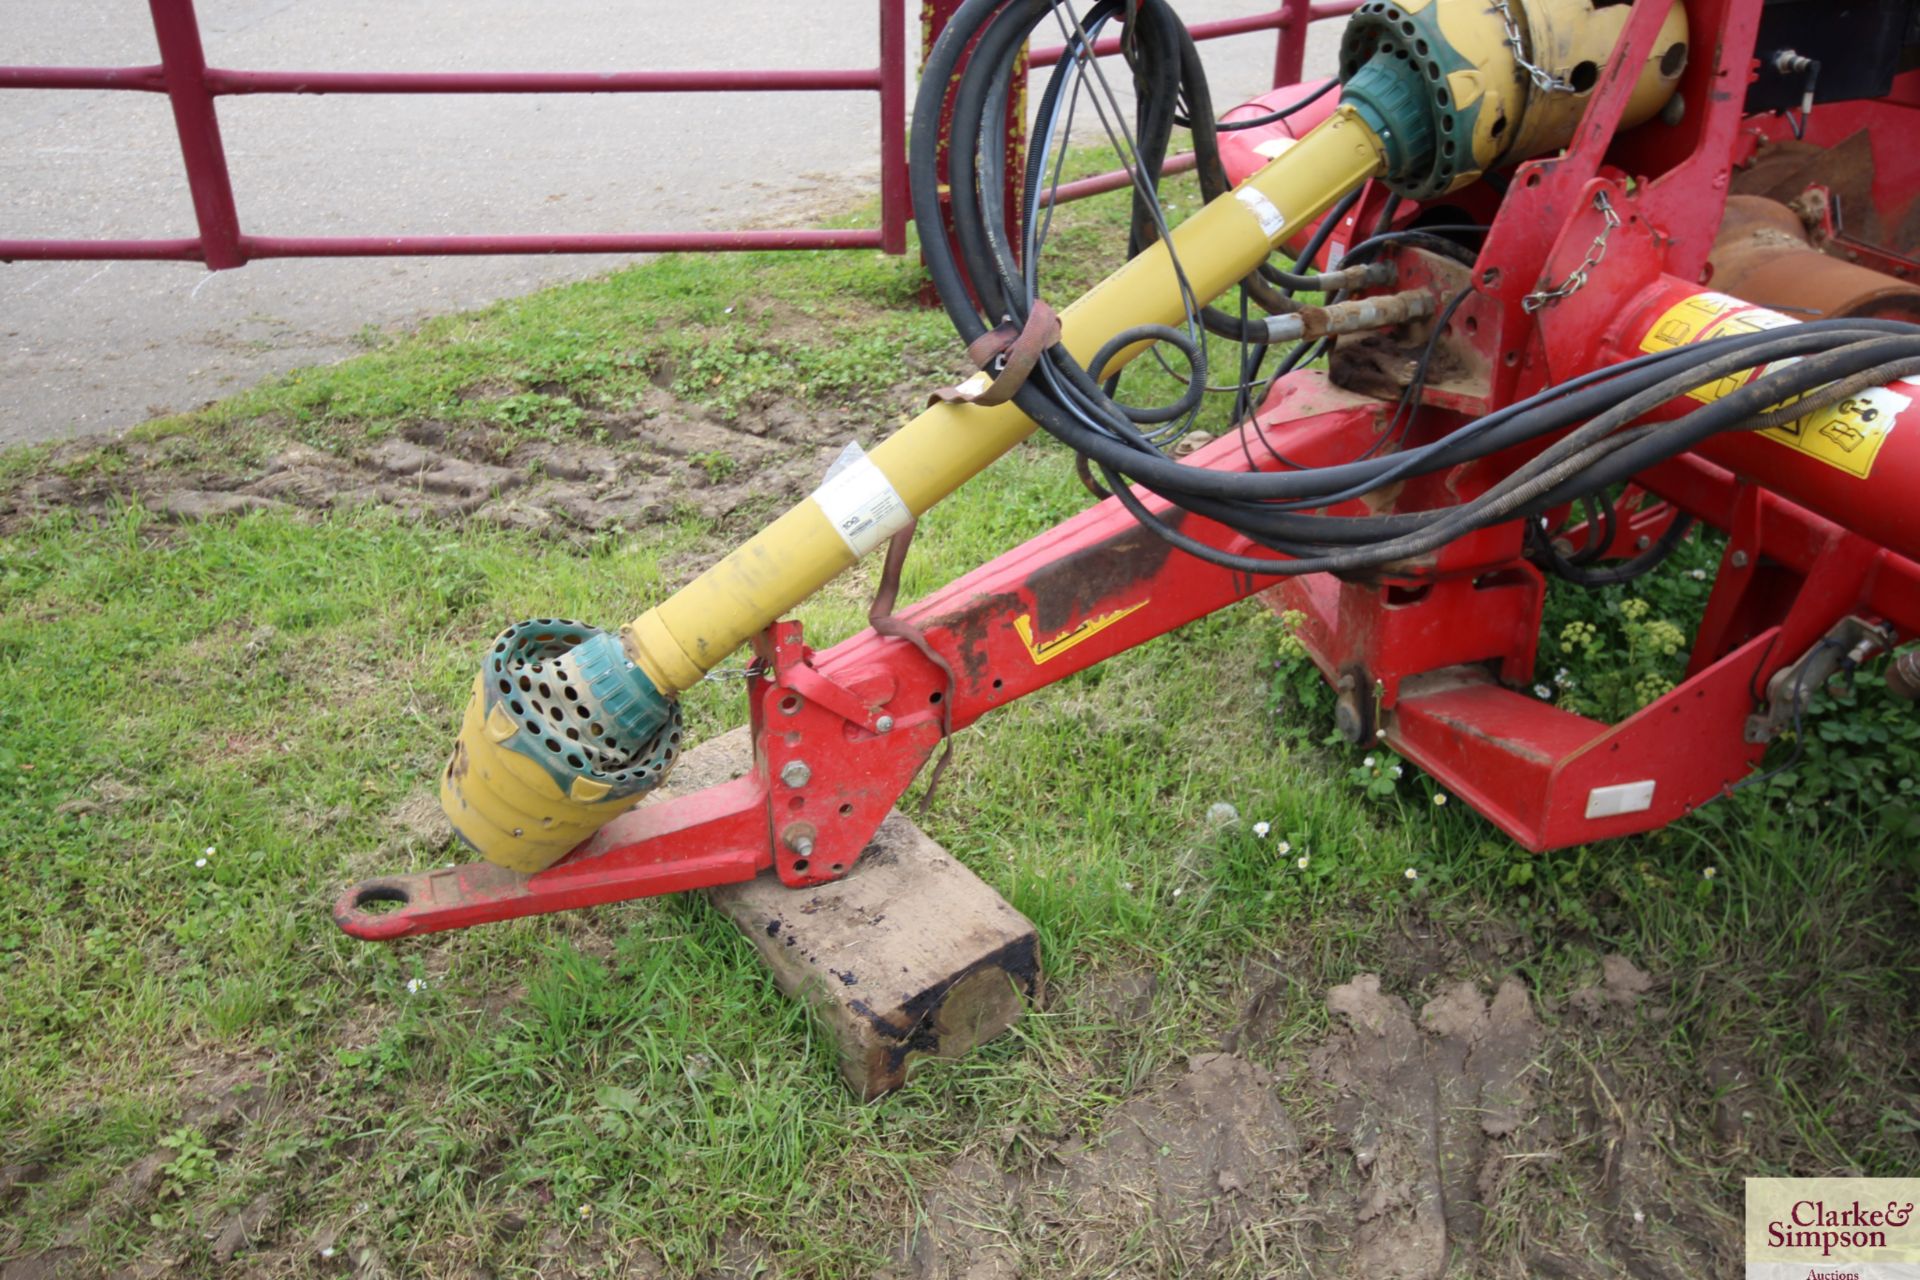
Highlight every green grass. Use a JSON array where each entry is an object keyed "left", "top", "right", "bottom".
[{"left": 1, "top": 160, "right": 1916, "bottom": 1277}]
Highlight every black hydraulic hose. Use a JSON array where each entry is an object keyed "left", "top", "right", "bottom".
[
  {"left": 1213, "top": 75, "right": 1339, "bottom": 131},
  {"left": 915, "top": 1, "right": 1920, "bottom": 578},
  {"left": 1530, "top": 510, "right": 1695, "bottom": 587},
  {"left": 1092, "top": 336, "right": 1920, "bottom": 573}
]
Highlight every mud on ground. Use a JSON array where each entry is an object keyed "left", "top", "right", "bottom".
[
  {"left": 902, "top": 949, "right": 1741, "bottom": 1280},
  {"left": 0, "top": 382, "right": 897, "bottom": 544},
  {"left": 0, "top": 942, "right": 1750, "bottom": 1280}
]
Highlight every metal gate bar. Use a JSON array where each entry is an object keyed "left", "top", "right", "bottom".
[
  {"left": 0, "top": 0, "right": 909, "bottom": 268},
  {"left": 1, "top": 0, "right": 1358, "bottom": 269},
  {"left": 1030, "top": 0, "right": 1365, "bottom": 212}
]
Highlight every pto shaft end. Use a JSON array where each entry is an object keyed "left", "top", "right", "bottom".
[{"left": 441, "top": 620, "right": 683, "bottom": 873}]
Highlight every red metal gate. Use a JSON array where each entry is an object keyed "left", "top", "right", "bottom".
[{"left": 1, "top": 0, "right": 1354, "bottom": 270}]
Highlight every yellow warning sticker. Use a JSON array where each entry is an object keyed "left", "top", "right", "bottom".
[
  {"left": 1637, "top": 291, "right": 1903, "bottom": 478},
  {"left": 1637, "top": 291, "right": 1749, "bottom": 353},
  {"left": 1012, "top": 599, "right": 1149, "bottom": 665},
  {"left": 1756, "top": 384, "right": 1911, "bottom": 478}
]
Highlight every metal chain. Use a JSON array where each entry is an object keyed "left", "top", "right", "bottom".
[
  {"left": 1492, "top": 0, "right": 1573, "bottom": 94},
  {"left": 1523, "top": 191, "right": 1621, "bottom": 312}
]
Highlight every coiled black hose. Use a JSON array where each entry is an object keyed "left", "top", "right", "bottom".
[{"left": 912, "top": 0, "right": 1920, "bottom": 576}]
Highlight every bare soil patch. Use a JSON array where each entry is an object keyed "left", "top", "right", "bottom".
[
  {"left": 0, "top": 384, "right": 886, "bottom": 542},
  {"left": 898, "top": 951, "right": 1745, "bottom": 1280}
]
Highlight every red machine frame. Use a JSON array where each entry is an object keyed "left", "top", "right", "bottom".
[{"left": 323, "top": 0, "right": 1920, "bottom": 938}]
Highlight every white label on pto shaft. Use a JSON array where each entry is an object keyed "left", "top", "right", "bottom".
[
  {"left": 1235, "top": 187, "right": 1287, "bottom": 240},
  {"left": 812, "top": 451, "right": 911, "bottom": 558}
]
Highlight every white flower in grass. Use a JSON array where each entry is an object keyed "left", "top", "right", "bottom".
[
  {"left": 1534, "top": 684, "right": 1553, "bottom": 699},
  {"left": 1363, "top": 755, "right": 1377, "bottom": 768},
  {"left": 405, "top": 978, "right": 427, "bottom": 995},
  {"left": 1390, "top": 765, "right": 1404, "bottom": 779},
  {"left": 319, "top": 1247, "right": 336, "bottom": 1260},
  {"left": 193, "top": 857, "right": 208, "bottom": 869},
  {"left": 1405, "top": 867, "right": 1419, "bottom": 881},
  {"left": 1172, "top": 886, "right": 1184, "bottom": 899},
  {"left": 1296, "top": 854, "right": 1310, "bottom": 870},
  {"left": 1253, "top": 821, "right": 1271, "bottom": 838},
  {"left": 1433, "top": 793, "right": 1449, "bottom": 806},
  {"left": 1690, "top": 568, "right": 1708, "bottom": 580},
  {"left": 1702, "top": 865, "right": 1717, "bottom": 880},
  {"left": 1277, "top": 840, "right": 1292, "bottom": 855}
]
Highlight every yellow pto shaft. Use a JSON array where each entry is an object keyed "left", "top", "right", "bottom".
[
  {"left": 622, "top": 107, "right": 1388, "bottom": 698},
  {"left": 440, "top": 0, "right": 1691, "bottom": 872}
]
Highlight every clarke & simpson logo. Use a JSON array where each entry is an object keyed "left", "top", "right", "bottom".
[{"left": 1746, "top": 1179, "right": 1920, "bottom": 1280}]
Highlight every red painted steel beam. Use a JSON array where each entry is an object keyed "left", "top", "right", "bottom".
[
  {"left": 240, "top": 230, "right": 886, "bottom": 257},
  {"left": 0, "top": 238, "right": 205, "bottom": 263},
  {"left": 1031, "top": 9, "right": 1291, "bottom": 68},
  {"left": 0, "top": 230, "right": 886, "bottom": 263},
  {"left": 879, "top": 0, "right": 910, "bottom": 253},
  {"left": 200, "top": 68, "right": 886, "bottom": 95},
  {"left": 1037, "top": 152, "right": 1197, "bottom": 208},
  {"left": 148, "top": 0, "right": 246, "bottom": 270},
  {"left": 0, "top": 65, "right": 167, "bottom": 91}
]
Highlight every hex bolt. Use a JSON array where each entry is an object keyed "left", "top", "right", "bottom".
[
  {"left": 780, "top": 760, "right": 812, "bottom": 788},
  {"left": 1731, "top": 550, "right": 1750, "bottom": 569},
  {"left": 786, "top": 832, "right": 815, "bottom": 857},
  {"left": 1636, "top": 535, "right": 1652, "bottom": 550},
  {"left": 875, "top": 715, "right": 894, "bottom": 734}
]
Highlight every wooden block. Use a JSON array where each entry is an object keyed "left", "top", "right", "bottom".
[{"left": 660, "top": 728, "right": 1040, "bottom": 1100}]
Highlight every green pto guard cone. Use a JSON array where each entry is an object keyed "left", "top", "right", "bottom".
[{"left": 440, "top": 619, "right": 683, "bottom": 873}]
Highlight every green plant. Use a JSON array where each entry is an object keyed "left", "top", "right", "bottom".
[
  {"left": 1549, "top": 594, "right": 1691, "bottom": 720},
  {"left": 1745, "top": 656, "right": 1920, "bottom": 835},
  {"left": 689, "top": 450, "right": 738, "bottom": 483},
  {"left": 157, "top": 1126, "right": 217, "bottom": 1200},
  {"left": 491, "top": 391, "right": 584, "bottom": 438}
]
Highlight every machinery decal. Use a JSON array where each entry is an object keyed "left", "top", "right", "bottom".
[
  {"left": 1012, "top": 600, "right": 1150, "bottom": 665},
  {"left": 1640, "top": 291, "right": 1902, "bottom": 478},
  {"left": 1755, "top": 384, "right": 1910, "bottom": 478}
]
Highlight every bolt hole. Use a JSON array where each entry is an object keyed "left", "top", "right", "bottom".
[
  {"left": 991, "top": 678, "right": 1004, "bottom": 690},
  {"left": 1660, "top": 41, "right": 1687, "bottom": 78},
  {"left": 354, "top": 885, "right": 409, "bottom": 915},
  {"left": 1524, "top": 171, "right": 1542, "bottom": 188},
  {"left": 1464, "top": 315, "right": 1478, "bottom": 335},
  {"left": 792, "top": 859, "right": 810, "bottom": 874},
  {"left": 1568, "top": 61, "right": 1599, "bottom": 93},
  {"left": 1503, "top": 351, "right": 1519, "bottom": 367},
  {"left": 1490, "top": 116, "right": 1507, "bottom": 138},
  {"left": 788, "top": 795, "right": 805, "bottom": 812},
  {"left": 829, "top": 863, "right": 845, "bottom": 874},
  {"left": 779, "top": 694, "right": 802, "bottom": 715},
  {"left": 1482, "top": 267, "right": 1501, "bottom": 286},
  {"left": 928, "top": 690, "right": 944, "bottom": 704},
  {"left": 839, "top": 803, "right": 854, "bottom": 816}
]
